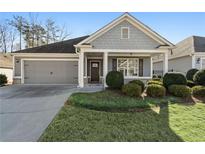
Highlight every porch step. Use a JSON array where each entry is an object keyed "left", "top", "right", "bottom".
[
  {"left": 79, "top": 84, "right": 104, "bottom": 92},
  {"left": 85, "top": 84, "right": 104, "bottom": 87}
]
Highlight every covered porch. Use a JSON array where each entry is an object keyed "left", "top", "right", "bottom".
[{"left": 78, "top": 49, "right": 168, "bottom": 88}]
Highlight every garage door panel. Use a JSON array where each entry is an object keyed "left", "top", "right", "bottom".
[{"left": 24, "top": 61, "right": 78, "bottom": 84}]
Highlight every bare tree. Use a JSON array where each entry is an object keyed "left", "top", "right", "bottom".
[
  {"left": 4, "top": 13, "right": 71, "bottom": 50},
  {"left": 45, "top": 18, "right": 57, "bottom": 44},
  {"left": 35, "top": 24, "right": 46, "bottom": 46},
  {"left": 10, "top": 29, "right": 16, "bottom": 52},
  {"left": 44, "top": 19, "right": 70, "bottom": 43},
  {"left": 0, "top": 22, "right": 17, "bottom": 53},
  {"left": 0, "top": 23, "right": 9, "bottom": 53},
  {"left": 0, "top": 26, "right": 2, "bottom": 51},
  {"left": 22, "top": 22, "right": 31, "bottom": 48},
  {"left": 58, "top": 24, "right": 70, "bottom": 41},
  {"left": 9, "top": 16, "right": 27, "bottom": 50}
]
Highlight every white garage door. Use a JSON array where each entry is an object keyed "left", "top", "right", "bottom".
[{"left": 24, "top": 60, "right": 78, "bottom": 84}]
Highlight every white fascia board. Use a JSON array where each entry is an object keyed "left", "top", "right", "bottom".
[
  {"left": 83, "top": 49, "right": 168, "bottom": 54},
  {"left": 193, "top": 52, "right": 205, "bottom": 56},
  {"left": 12, "top": 53, "right": 79, "bottom": 58},
  {"left": 74, "top": 44, "right": 92, "bottom": 48}
]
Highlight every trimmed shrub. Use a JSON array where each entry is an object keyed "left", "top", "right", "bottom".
[
  {"left": 193, "top": 69, "right": 205, "bottom": 85},
  {"left": 186, "top": 68, "right": 199, "bottom": 81},
  {"left": 129, "top": 80, "right": 145, "bottom": 92},
  {"left": 187, "top": 80, "right": 196, "bottom": 88},
  {"left": 122, "top": 83, "right": 142, "bottom": 97},
  {"left": 152, "top": 78, "right": 161, "bottom": 81},
  {"left": 106, "top": 71, "right": 124, "bottom": 89},
  {"left": 163, "top": 72, "right": 187, "bottom": 88},
  {"left": 158, "top": 75, "right": 162, "bottom": 79},
  {"left": 168, "top": 85, "right": 192, "bottom": 98},
  {"left": 147, "top": 80, "right": 163, "bottom": 86},
  {"left": 152, "top": 74, "right": 157, "bottom": 78},
  {"left": 192, "top": 86, "right": 205, "bottom": 97},
  {"left": 0, "top": 74, "right": 7, "bottom": 86},
  {"left": 146, "top": 84, "right": 166, "bottom": 97}
]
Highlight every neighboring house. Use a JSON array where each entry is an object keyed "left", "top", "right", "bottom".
[
  {"left": 0, "top": 53, "right": 13, "bottom": 84},
  {"left": 153, "top": 36, "right": 205, "bottom": 75},
  {"left": 12, "top": 13, "right": 173, "bottom": 87}
]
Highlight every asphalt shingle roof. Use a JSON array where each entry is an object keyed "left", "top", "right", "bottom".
[
  {"left": 193, "top": 36, "right": 205, "bottom": 52},
  {"left": 14, "top": 35, "right": 89, "bottom": 53}
]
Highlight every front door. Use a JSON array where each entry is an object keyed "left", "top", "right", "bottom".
[{"left": 91, "top": 62, "right": 100, "bottom": 83}]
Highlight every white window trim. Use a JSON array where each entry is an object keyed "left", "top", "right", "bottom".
[
  {"left": 117, "top": 58, "right": 139, "bottom": 77},
  {"left": 121, "top": 27, "right": 130, "bottom": 39}
]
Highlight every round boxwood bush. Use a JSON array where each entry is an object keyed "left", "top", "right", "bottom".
[
  {"left": 168, "top": 84, "right": 192, "bottom": 98},
  {"left": 122, "top": 83, "right": 142, "bottom": 97},
  {"left": 163, "top": 72, "right": 187, "bottom": 88},
  {"left": 187, "top": 80, "right": 196, "bottom": 88},
  {"left": 146, "top": 84, "right": 166, "bottom": 97},
  {"left": 0, "top": 74, "right": 7, "bottom": 86},
  {"left": 192, "top": 86, "right": 205, "bottom": 97},
  {"left": 106, "top": 71, "right": 124, "bottom": 89},
  {"left": 129, "top": 80, "right": 145, "bottom": 92},
  {"left": 193, "top": 69, "right": 205, "bottom": 85},
  {"left": 152, "top": 74, "right": 157, "bottom": 78},
  {"left": 158, "top": 75, "right": 162, "bottom": 79},
  {"left": 152, "top": 78, "right": 161, "bottom": 81},
  {"left": 186, "top": 68, "right": 199, "bottom": 81},
  {"left": 147, "top": 80, "right": 163, "bottom": 86}
]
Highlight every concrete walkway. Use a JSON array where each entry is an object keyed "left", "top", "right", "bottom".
[{"left": 0, "top": 85, "right": 102, "bottom": 142}]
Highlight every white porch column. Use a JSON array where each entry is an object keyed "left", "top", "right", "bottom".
[
  {"left": 163, "top": 51, "right": 168, "bottom": 75},
  {"left": 192, "top": 55, "right": 196, "bottom": 68},
  {"left": 78, "top": 51, "right": 84, "bottom": 88},
  {"left": 150, "top": 56, "right": 153, "bottom": 78},
  {"left": 21, "top": 59, "right": 24, "bottom": 84},
  {"left": 103, "top": 52, "right": 108, "bottom": 87},
  {"left": 85, "top": 55, "right": 87, "bottom": 77}
]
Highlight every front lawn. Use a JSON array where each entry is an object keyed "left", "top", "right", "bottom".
[
  {"left": 67, "top": 90, "right": 177, "bottom": 111},
  {"left": 39, "top": 91, "right": 205, "bottom": 142}
]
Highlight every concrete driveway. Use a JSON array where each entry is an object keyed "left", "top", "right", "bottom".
[{"left": 0, "top": 85, "right": 102, "bottom": 142}]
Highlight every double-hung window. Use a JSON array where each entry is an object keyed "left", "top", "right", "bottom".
[{"left": 117, "top": 58, "right": 139, "bottom": 77}]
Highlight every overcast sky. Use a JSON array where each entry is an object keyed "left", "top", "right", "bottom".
[{"left": 0, "top": 12, "right": 205, "bottom": 44}]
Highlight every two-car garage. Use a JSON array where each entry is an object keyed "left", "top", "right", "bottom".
[
  {"left": 13, "top": 36, "right": 89, "bottom": 85},
  {"left": 23, "top": 60, "right": 78, "bottom": 84}
]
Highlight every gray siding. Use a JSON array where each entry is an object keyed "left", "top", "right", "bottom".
[
  {"left": 15, "top": 58, "right": 21, "bottom": 76},
  {"left": 90, "top": 21, "right": 160, "bottom": 49},
  {"left": 153, "top": 61, "right": 163, "bottom": 72},
  {"left": 169, "top": 56, "right": 192, "bottom": 74},
  {"left": 153, "top": 56, "right": 192, "bottom": 75},
  {"left": 153, "top": 36, "right": 193, "bottom": 63}
]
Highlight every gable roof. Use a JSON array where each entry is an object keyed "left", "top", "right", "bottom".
[
  {"left": 77, "top": 13, "right": 174, "bottom": 47},
  {"left": 14, "top": 35, "right": 89, "bottom": 53},
  {"left": 193, "top": 36, "right": 205, "bottom": 52}
]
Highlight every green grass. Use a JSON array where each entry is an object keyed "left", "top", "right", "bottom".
[
  {"left": 39, "top": 91, "right": 205, "bottom": 142},
  {"left": 68, "top": 90, "right": 177, "bottom": 111}
]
